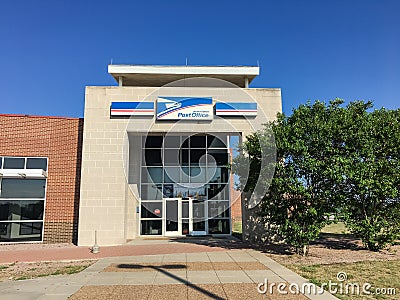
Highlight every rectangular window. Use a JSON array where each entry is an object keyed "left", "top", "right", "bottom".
[
  {"left": 163, "top": 136, "right": 180, "bottom": 148},
  {"left": 19, "top": 222, "right": 42, "bottom": 235},
  {"left": 164, "top": 168, "right": 180, "bottom": 183},
  {"left": 208, "top": 167, "right": 229, "bottom": 184},
  {"left": 26, "top": 158, "right": 47, "bottom": 171},
  {"left": 141, "top": 167, "right": 163, "bottom": 184},
  {"left": 190, "top": 135, "right": 206, "bottom": 148},
  {"left": 208, "top": 201, "right": 230, "bottom": 218},
  {"left": 0, "top": 200, "right": 44, "bottom": 221},
  {"left": 141, "top": 184, "right": 162, "bottom": 200},
  {"left": 0, "top": 179, "right": 46, "bottom": 199},
  {"left": 141, "top": 202, "right": 162, "bottom": 218},
  {"left": 190, "top": 167, "right": 206, "bottom": 183},
  {"left": 141, "top": 220, "right": 162, "bottom": 235},
  {"left": 144, "top": 136, "right": 163, "bottom": 148},
  {"left": 144, "top": 149, "right": 162, "bottom": 166},
  {"left": 208, "top": 149, "right": 228, "bottom": 165},
  {"left": 3, "top": 157, "right": 25, "bottom": 169},
  {"left": 190, "top": 149, "right": 206, "bottom": 165},
  {"left": 0, "top": 222, "right": 43, "bottom": 242},
  {"left": 207, "top": 135, "right": 227, "bottom": 148},
  {"left": 181, "top": 136, "right": 189, "bottom": 148},
  {"left": 163, "top": 149, "right": 180, "bottom": 166},
  {"left": 180, "top": 149, "right": 189, "bottom": 166},
  {"left": 208, "top": 219, "right": 230, "bottom": 234},
  {"left": 208, "top": 184, "right": 229, "bottom": 200}
]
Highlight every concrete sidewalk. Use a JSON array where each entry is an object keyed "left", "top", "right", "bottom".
[
  {"left": 0, "top": 249, "right": 338, "bottom": 300},
  {"left": 0, "top": 239, "right": 228, "bottom": 264}
]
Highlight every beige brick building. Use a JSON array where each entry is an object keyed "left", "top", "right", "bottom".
[{"left": 78, "top": 65, "right": 282, "bottom": 246}]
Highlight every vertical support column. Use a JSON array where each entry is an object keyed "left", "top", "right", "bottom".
[
  {"left": 244, "top": 76, "right": 249, "bottom": 88},
  {"left": 118, "top": 76, "right": 123, "bottom": 86}
]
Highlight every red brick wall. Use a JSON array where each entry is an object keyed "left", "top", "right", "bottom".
[
  {"left": 230, "top": 183, "right": 242, "bottom": 221},
  {"left": 0, "top": 114, "right": 83, "bottom": 244},
  {"left": 229, "top": 148, "right": 242, "bottom": 223}
]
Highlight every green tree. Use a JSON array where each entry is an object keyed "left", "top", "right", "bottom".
[
  {"left": 339, "top": 104, "right": 400, "bottom": 251},
  {"left": 235, "top": 99, "right": 400, "bottom": 254},
  {"left": 236, "top": 100, "right": 345, "bottom": 255}
]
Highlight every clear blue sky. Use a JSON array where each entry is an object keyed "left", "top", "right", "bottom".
[{"left": 1, "top": 0, "right": 399, "bottom": 117}]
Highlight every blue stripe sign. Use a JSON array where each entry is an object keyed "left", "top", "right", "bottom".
[
  {"left": 215, "top": 102, "right": 257, "bottom": 116},
  {"left": 110, "top": 102, "right": 154, "bottom": 116},
  {"left": 156, "top": 97, "right": 213, "bottom": 120}
]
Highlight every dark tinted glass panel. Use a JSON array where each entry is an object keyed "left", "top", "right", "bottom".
[
  {"left": 193, "top": 220, "right": 205, "bottom": 231},
  {"left": 164, "top": 168, "right": 180, "bottom": 183},
  {"left": 0, "top": 200, "right": 44, "bottom": 221},
  {"left": 3, "top": 157, "right": 25, "bottom": 169},
  {"left": 141, "top": 184, "right": 162, "bottom": 200},
  {"left": 145, "top": 136, "right": 163, "bottom": 148},
  {"left": 1, "top": 179, "right": 46, "bottom": 198},
  {"left": 0, "top": 222, "right": 43, "bottom": 242},
  {"left": 190, "top": 167, "right": 206, "bottom": 183},
  {"left": 207, "top": 136, "right": 226, "bottom": 148},
  {"left": 26, "top": 158, "right": 47, "bottom": 170},
  {"left": 190, "top": 135, "right": 206, "bottom": 148},
  {"left": 20, "top": 222, "right": 42, "bottom": 235},
  {"left": 192, "top": 200, "right": 205, "bottom": 219},
  {"left": 164, "top": 149, "right": 180, "bottom": 166},
  {"left": 141, "top": 202, "right": 162, "bottom": 218},
  {"left": 208, "top": 219, "right": 230, "bottom": 234},
  {"left": 141, "top": 167, "right": 163, "bottom": 184},
  {"left": 182, "top": 220, "right": 189, "bottom": 235},
  {"left": 181, "top": 136, "right": 189, "bottom": 148},
  {"left": 0, "top": 157, "right": 2, "bottom": 168},
  {"left": 164, "top": 136, "right": 180, "bottom": 148},
  {"left": 208, "top": 184, "right": 229, "bottom": 200},
  {"left": 182, "top": 201, "right": 189, "bottom": 218},
  {"left": 141, "top": 220, "right": 162, "bottom": 235},
  {"left": 181, "top": 167, "right": 189, "bottom": 183},
  {"left": 208, "top": 201, "right": 230, "bottom": 218},
  {"left": 166, "top": 220, "right": 178, "bottom": 231},
  {"left": 208, "top": 149, "right": 228, "bottom": 165},
  {"left": 180, "top": 149, "right": 189, "bottom": 166},
  {"left": 144, "top": 149, "right": 162, "bottom": 166},
  {"left": 208, "top": 167, "right": 229, "bottom": 184},
  {"left": 190, "top": 149, "right": 206, "bottom": 165},
  {"left": 166, "top": 200, "right": 178, "bottom": 229}
]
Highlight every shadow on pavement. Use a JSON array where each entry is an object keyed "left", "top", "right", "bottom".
[{"left": 116, "top": 263, "right": 225, "bottom": 300}]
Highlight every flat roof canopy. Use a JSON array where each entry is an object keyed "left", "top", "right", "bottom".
[{"left": 108, "top": 65, "right": 260, "bottom": 88}]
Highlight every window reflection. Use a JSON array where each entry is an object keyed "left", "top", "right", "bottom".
[{"left": 0, "top": 179, "right": 46, "bottom": 199}]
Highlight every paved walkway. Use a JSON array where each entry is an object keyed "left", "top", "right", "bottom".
[
  {"left": 0, "top": 248, "right": 338, "bottom": 300},
  {"left": 0, "top": 238, "right": 230, "bottom": 264}
]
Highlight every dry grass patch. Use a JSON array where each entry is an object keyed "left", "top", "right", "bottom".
[
  {"left": 287, "top": 260, "right": 400, "bottom": 300},
  {"left": 0, "top": 260, "right": 95, "bottom": 281}
]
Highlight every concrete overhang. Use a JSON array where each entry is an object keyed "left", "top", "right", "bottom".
[{"left": 108, "top": 65, "right": 260, "bottom": 88}]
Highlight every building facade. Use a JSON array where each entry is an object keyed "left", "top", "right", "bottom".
[
  {"left": 77, "top": 65, "right": 282, "bottom": 246},
  {"left": 0, "top": 115, "right": 83, "bottom": 243}
]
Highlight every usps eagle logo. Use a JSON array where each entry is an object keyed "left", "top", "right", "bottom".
[{"left": 157, "top": 98, "right": 182, "bottom": 118}]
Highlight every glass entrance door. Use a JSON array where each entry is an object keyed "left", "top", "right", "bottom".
[
  {"left": 164, "top": 198, "right": 180, "bottom": 236},
  {"left": 164, "top": 197, "right": 207, "bottom": 236}
]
